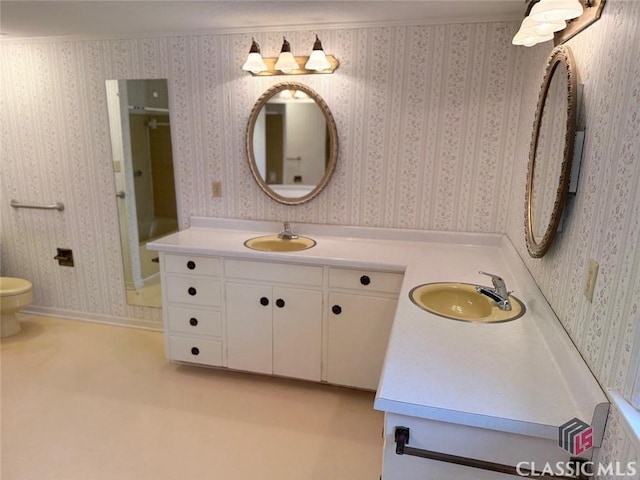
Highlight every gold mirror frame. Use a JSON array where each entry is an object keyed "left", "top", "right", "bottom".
[
  {"left": 525, "top": 45, "right": 578, "bottom": 258},
  {"left": 245, "top": 82, "right": 338, "bottom": 205}
]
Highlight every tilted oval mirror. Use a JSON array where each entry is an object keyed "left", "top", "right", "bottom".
[
  {"left": 525, "top": 46, "right": 577, "bottom": 258},
  {"left": 246, "top": 82, "right": 338, "bottom": 205}
]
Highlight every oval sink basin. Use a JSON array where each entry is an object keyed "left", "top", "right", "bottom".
[
  {"left": 244, "top": 235, "right": 316, "bottom": 252},
  {"left": 409, "top": 282, "right": 525, "bottom": 323}
]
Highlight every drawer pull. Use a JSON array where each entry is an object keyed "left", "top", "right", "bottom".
[
  {"left": 191, "top": 347, "right": 200, "bottom": 356},
  {"left": 360, "top": 275, "right": 371, "bottom": 286},
  {"left": 332, "top": 305, "right": 342, "bottom": 315},
  {"left": 189, "top": 317, "right": 198, "bottom": 327},
  {"left": 276, "top": 298, "right": 285, "bottom": 308},
  {"left": 188, "top": 287, "right": 197, "bottom": 296},
  {"left": 260, "top": 297, "right": 269, "bottom": 306},
  {"left": 187, "top": 260, "right": 196, "bottom": 270}
]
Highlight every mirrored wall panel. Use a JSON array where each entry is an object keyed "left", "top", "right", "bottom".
[{"left": 106, "top": 79, "right": 178, "bottom": 308}]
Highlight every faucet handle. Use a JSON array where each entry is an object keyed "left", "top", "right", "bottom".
[{"left": 478, "top": 271, "right": 504, "bottom": 283}]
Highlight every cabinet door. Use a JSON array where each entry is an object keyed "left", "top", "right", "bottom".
[
  {"left": 272, "top": 287, "right": 322, "bottom": 381},
  {"left": 226, "top": 282, "right": 272, "bottom": 374},
  {"left": 327, "top": 293, "right": 397, "bottom": 390}
]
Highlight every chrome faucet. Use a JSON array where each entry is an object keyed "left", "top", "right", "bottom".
[
  {"left": 277, "top": 221, "right": 298, "bottom": 240},
  {"left": 476, "top": 271, "right": 512, "bottom": 311}
]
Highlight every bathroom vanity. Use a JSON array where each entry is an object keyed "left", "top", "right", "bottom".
[
  {"left": 153, "top": 227, "right": 403, "bottom": 390},
  {"left": 148, "top": 217, "right": 609, "bottom": 479}
]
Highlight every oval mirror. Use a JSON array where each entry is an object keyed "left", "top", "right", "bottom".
[
  {"left": 246, "top": 82, "right": 338, "bottom": 205},
  {"left": 525, "top": 46, "right": 577, "bottom": 258}
]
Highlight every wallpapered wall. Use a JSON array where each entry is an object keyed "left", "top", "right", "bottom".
[
  {"left": 0, "top": 21, "right": 523, "bottom": 323},
  {"left": 1, "top": 5, "right": 638, "bottom": 471},
  {"left": 505, "top": 0, "right": 640, "bottom": 472}
]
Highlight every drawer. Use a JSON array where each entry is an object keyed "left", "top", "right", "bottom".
[
  {"left": 166, "top": 276, "right": 221, "bottom": 306},
  {"left": 164, "top": 254, "right": 220, "bottom": 276},
  {"left": 169, "top": 336, "right": 223, "bottom": 366},
  {"left": 167, "top": 305, "right": 222, "bottom": 337},
  {"left": 329, "top": 268, "right": 403, "bottom": 294},
  {"left": 225, "top": 259, "right": 323, "bottom": 286}
]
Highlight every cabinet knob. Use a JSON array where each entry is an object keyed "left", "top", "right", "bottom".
[
  {"left": 360, "top": 275, "right": 371, "bottom": 286},
  {"left": 260, "top": 297, "right": 269, "bottom": 306},
  {"left": 187, "top": 260, "right": 196, "bottom": 270},
  {"left": 332, "top": 305, "right": 342, "bottom": 315},
  {"left": 191, "top": 347, "right": 200, "bottom": 356},
  {"left": 276, "top": 298, "right": 285, "bottom": 308},
  {"left": 189, "top": 317, "right": 198, "bottom": 326},
  {"left": 188, "top": 287, "right": 197, "bottom": 296}
]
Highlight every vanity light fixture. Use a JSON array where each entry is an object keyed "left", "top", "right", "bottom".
[
  {"left": 513, "top": 17, "right": 558, "bottom": 46},
  {"left": 274, "top": 37, "right": 299, "bottom": 73},
  {"left": 529, "top": 0, "right": 583, "bottom": 22},
  {"left": 305, "top": 35, "right": 331, "bottom": 71},
  {"left": 513, "top": 0, "right": 606, "bottom": 47},
  {"left": 242, "top": 38, "right": 268, "bottom": 74},
  {"left": 242, "top": 35, "right": 339, "bottom": 76}
]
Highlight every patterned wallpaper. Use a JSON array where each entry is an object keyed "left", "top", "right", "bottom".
[
  {"left": 505, "top": 0, "right": 640, "bottom": 471},
  {"left": 1, "top": 4, "right": 638, "bottom": 470},
  {"left": 0, "top": 21, "right": 522, "bottom": 323}
]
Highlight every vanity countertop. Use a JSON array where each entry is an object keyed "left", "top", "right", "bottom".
[{"left": 148, "top": 217, "right": 608, "bottom": 442}]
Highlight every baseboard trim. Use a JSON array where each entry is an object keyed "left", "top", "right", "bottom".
[{"left": 21, "top": 305, "right": 163, "bottom": 332}]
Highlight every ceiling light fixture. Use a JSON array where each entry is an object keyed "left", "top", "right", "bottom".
[
  {"left": 512, "top": 0, "right": 606, "bottom": 47},
  {"left": 241, "top": 35, "right": 339, "bottom": 76}
]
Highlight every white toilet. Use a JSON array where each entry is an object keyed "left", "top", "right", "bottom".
[{"left": 0, "top": 277, "right": 33, "bottom": 337}]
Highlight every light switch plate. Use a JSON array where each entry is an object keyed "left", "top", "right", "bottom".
[{"left": 584, "top": 259, "right": 599, "bottom": 303}]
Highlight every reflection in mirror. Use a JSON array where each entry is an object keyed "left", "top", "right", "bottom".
[
  {"left": 525, "top": 46, "right": 577, "bottom": 258},
  {"left": 247, "top": 82, "right": 338, "bottom": 205},
  {"left": 106, "top": 79, "right": 178, "bottom": 307}
]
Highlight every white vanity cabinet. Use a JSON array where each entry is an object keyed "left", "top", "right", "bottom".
[
  {"left": 162, "top": 253, "right": 224, "bottom": 367},
  {"left": 327, "top": 268, "right": 402, "bottom": 390},
  {"left": 159, "top": 252, "right": 402, "bottom": 388},
  {"left": 225, "top": 259, "right": 323, "bottom": 381}
]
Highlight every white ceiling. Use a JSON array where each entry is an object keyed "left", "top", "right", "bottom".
[{"left": 0, "top": 0, "right": 525, "bottom": 40}]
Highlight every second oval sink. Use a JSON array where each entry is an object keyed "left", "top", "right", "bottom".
[
  {"left": 409, "top": 282, "right": 525, "bottom": 323},
  {"left": 244, "top": 235, "right": 316, "bottom": 252}
]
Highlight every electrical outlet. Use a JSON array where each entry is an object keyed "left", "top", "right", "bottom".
[
  {"left": 584, "top": 259, "right": 599, "bottom": 303},
  {"left": 211, "top": 181, "right": 222, "bottom": 198}
]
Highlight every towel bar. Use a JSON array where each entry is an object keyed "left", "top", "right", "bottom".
[
  {"left": 394, "top": 427, "right": 588, "bottom": 479},
  {"left": 10, "top": 199, "right": 65, "bottom": 211}
]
